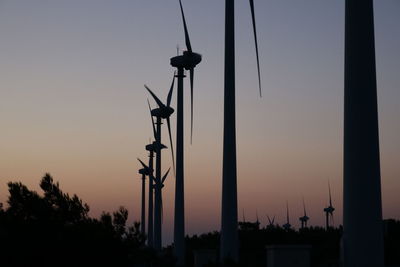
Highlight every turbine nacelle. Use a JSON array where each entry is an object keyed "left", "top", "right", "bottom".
[
  {"left": 153, "top": 141, "right": 167, "bottom": 151},
  {"left": 139, "top": 168, "right": 151, "bottom": 176},
  {"left": 299, "top": 215, "right": 309, "bottom": 222},
  {"left": 151, "top": 107, "right": 174, "bottom": 119},
  {"left": 324, "top": 206, "right": 335, "bottom": 213},
  {"left": 146, "top": 141, "right": 166, "bottom": 152},
  {"left": 283, "top": 223, "right": 291, "bottom": 230},
  {"left": 146, "top": 142, "right": 156, "bottom": 152},
  {"left": 170, "top": 51, "right": 202, "bottom": 69}
]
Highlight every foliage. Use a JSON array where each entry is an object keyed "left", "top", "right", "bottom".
[
  {"left": 184, "top": 221, "right": 400, "bottom": 267},
  {"left": 1, "top": 174, "right": 399, "bottom": 267},
  {"left": 0, "top": 173, "right": 168, "bottom": 267}
]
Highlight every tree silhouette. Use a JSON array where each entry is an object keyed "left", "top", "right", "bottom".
[{"left": 0, "top": 173, "right": 173, "bottom": 267}]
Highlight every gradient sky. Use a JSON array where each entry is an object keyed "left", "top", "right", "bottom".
[{"left": 0, "top": 0, "right": 399, "bottom": 245}]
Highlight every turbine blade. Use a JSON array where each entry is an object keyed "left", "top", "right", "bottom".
[
  {"left": 147, "top": 99, "right": 157, "bottom": 140},
  {"left": 166, "top": 117, "right": 176, "bottom": 175},
  {"left": 167, "top": 72, "right": 176, "bottom": 107},
  {"left": 286, "top": 201, "right": 289, "bottom": 223},
  {"left": 190, "top": 68, "right": 194, "bottom": 144},
  {"left": 145, "top": 84, "right": 165, "bottom": 108},
  {"left": 249, "top": 0, "right": 262, "bottom": 97},
  {"left": 272, "top": 215, "right": 275, "bottom": 225},
  {"left": 328, "top": 180, "right": 333, "bottom": 207},
  {"left": 137, "top": 158, "right": 148, "bottom": 169},
  {"left": 179, "top": 0, "right": 192, "bottom": 53},
  {"left": 303, "top": 197, "right": 307, "bottom": 217},
  {"left": 162, "top": 168, "right": 170, "bottom": 184}
]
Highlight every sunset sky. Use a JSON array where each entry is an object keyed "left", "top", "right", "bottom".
[{"left": 1, "top": 0, "right": 399, "bottom": 245}]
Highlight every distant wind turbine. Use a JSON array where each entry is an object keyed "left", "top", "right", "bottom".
[
  {"left": 343, "top": 1, "right": 384, "bottom": 266},
  {"left": 282, "top": 202, "right": 291, "bottom": 231},
  {"left": 255, "top": 210, "right": 260, "bottom": 229},
  {"left": 145, "top": 76, "right": 175, "bottom": 251},
  {"left": 267, "top": 215, "right": 275, "bottom": 228},
  {"left": 299, "top": 197, "right": 309, "bottom": 229},
  {"left": 144, "top": 141, "right": 156, "bottom": 247},
  {"left": 221, "top": 0, "right": 262, "bottom": 262},
  {"left": 323, "top": 182, "right": 335, "bottom": 229},
  {"left": 138, "top": 158, "right": 152, "bottom": 235},
  {"left": 170, "top": 0, "right": 202, "bottom": 265}
]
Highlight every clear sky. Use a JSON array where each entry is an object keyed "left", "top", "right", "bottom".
[{"left": 0, "top": 0, "right": 399, "bottom": 245}]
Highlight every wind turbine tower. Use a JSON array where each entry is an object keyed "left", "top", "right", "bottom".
[
  {"left": 221, "top": 0, "right": 261, "bottom": 262},
  {"left": 282, "top": 202, "right": 291, "bottom": 231},
  {"left": 323, "top": 182, "right": 335, "bottom": 229},
  {"left": 170, "top": 1, "right": 202, "bottom": 265},
  {"left": 343, "top": 1, "right": 384, "bottom": 266},
  {"left": 299, "top": 198, "right": 309, "bottom": 229}
]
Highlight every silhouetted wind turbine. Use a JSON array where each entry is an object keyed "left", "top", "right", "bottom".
[
  {"left": 343, "top": 1, "right": 384, "bottom": 266},
  {"left": 323, "top": 182, "right": 335, "bottom": 229},
  {"left": 145, "top": 74, "right": 176, "bottom": 172},
  {"left": 255, "top": 210, "right": 260, "bottom": 229},
  {"left": 138, "top": 158, "right": 152, "bottom": 235},
  {"left": 170, "top": 1, "right": 202, "bottom": 265},
  {"left": 221, "top": 0, "right": 262, "bottom": 262},
  {"left": 145, "top": 101, "right": 162, "bottom": 247},
  {"left": 282, "top": 202, "right": 291, "bottom": 231},
  {"left": 146, "top": 79, "right": 175, "bottom": 251},
  {"left": 267, "top": 215, "right": 275, "bottom": 227},
  {"left": 299, "top": 198, "right": 309, "bottom": 229}
]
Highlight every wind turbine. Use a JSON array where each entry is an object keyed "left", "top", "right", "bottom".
[
  {"left": 145, "top": 76, "right": 175, "bottom": 251},
  {"left": 145, "top": 101, "right": 164, "bottom": 248},
  {"left": 255, "top": 210, "right": 260, "bottom": 229},
  {"left": 170, "top": 1, "right": 202, "bottom": 265},
  {"left": 282, "top": 202, "right": 291, "bottom": 231},
  {"left": 144, "top": 141, "right": 156, "bottom": 247},
  {"left": 299, "top": 198, "right": 309, "bottom": 229},
  {"left": 138, "top": 158, "right": 152, "bottom": 235},
  {"left": 343, "top": 1, "right": 384, "bottom": 266},
  {"left": 323, "top": 182, "right": 335, "bottom": 229},
  {"left": 220, "top": 0, "right": 262, "bottom": 262},
  {"left": 267, "top": 215, "right": 275, "bottom": 228}
]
